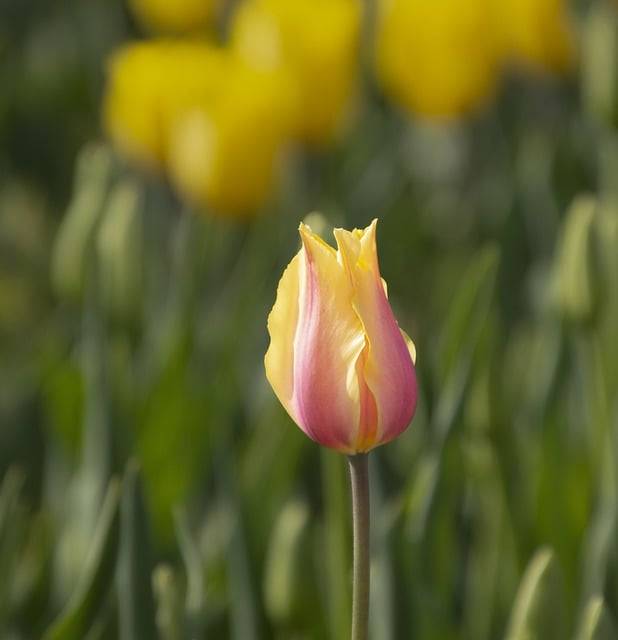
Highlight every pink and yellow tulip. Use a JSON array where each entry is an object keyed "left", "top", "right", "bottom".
[{"left": 265, "top": 219, "right": 417, "bottom": 453}]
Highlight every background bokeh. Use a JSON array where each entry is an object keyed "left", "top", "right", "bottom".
[{"left": 2, "top": 0, "right": 618, "bottom": 638}]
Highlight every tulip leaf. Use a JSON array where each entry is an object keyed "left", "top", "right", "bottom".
[
  {"left": 321, "top": 449, "right": 351, "bottom": 640},
  {"left": 573, "top": 596, "right": 616, "bottom": 640},
  {"left": 174, "top": 507, "right": 206, "bottom": 638},
  {"left": 408, "top": 247, "right": 499, "bottom": 538},
  {"left": 581, "top": 1, "right": 618, "bottom": 125},
  {"left": 551, "top": 195, "right": 598, "bottom": 325},
  {"left": 0, "top": 467, "right": 26, "bottom": 625},
  {"left": 578, "top": 439, "right": 616, "bottom": 606},
  {"left": 368, "top": 459, "right": 396, "bottom": 640},
  {"left": 96, "top": 179, "right": 144, "bottom": 326},
  {"left": 51, "top": 144, "right": 114, "bottom": 301},
  {"left": 263, "top": 498, "right": 310, "bottom": 625},
  {"left": 152, "top": 564, "right": 185, "bottom": 640},
  {"left": 226, "top": 503, "right": 258, "bottom": 640},
  {"left": 117, "top": 461, "right": 157, "bottom": 640},
  {"left": 435, "top": 245, "right": 500, "bottom": 441},
  {"left": 43, "top": 479, "right": 121, "bottom": 640},
  {"left": 460, "top": 438, "right": 517, "bottom": 640},
  {"left": 504, "top": 547, "right": 568, "bottom": 640}
]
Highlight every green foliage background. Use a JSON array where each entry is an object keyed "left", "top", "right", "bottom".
[{"left": 2, "top": 1, "right": 618, "bottom": 639}]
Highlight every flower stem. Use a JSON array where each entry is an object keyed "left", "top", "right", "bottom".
[{"left": 348, "top": 453, "right": 370, "bottom": 640}]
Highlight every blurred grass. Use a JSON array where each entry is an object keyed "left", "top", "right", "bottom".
[{"left": 2, "top": 1, "right": 618, "bottom": 639}]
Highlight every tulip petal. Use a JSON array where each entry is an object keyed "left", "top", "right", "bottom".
[
  {"left": 291, "top": 224, "right": 366, "bottom": 451},
  {"left": 334, "top": 220, "right": 417, "bottom": 448},
  {"left": 265, "top": 252, "right": 301, "bottom": 418}
]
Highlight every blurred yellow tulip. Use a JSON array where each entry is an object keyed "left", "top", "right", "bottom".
[
  {"left": 103, "top": 39, "right": 296, "bottom": 216},
  {"left": 102, "top": 40, "right": 226, "bottom": 170},
  {"left": 499, "top": 0, "right": 576, "bottom": 74},
  {"left": 168, "top": 62, "right": 297, "bottom": 216},
  {"left": 128, "top": 0, "right": 217, "bottom": 34},
  {"left": 231, "top": 0, "right": 361, "bottom": 145},
  {"left": 375, "top": 0, "right": 499, "bottom": 119}
]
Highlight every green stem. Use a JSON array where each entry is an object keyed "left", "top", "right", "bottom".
[{"left": 348, "top": 453, "right": 370, "bottom": 640}]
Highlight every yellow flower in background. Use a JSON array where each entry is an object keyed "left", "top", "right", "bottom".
[
  {"left": 102, "top": 40, "right": 226, "bottom": 170},
  {"left": 103, "top": 39, "right": 296, "bottom": 216},
  {"left": 168, "top": 63, "right": 296, "bottom": 216},
  {"left": 231, "top": 0, "right": 361, "bottom": 145},
  {"left": 375, "top": 0, "right": 499, "bottom": 119},
  {"left": 498, "top": 0, "right": 576, "bottom": 74},
  {"left": 128, "top": 0, "right": 218, "bottom": 34},
  {"left": 103, "top": 0, "right": 576, "bottom": 218}
]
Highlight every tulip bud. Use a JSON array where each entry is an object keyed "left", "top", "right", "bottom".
[
  {"left": 96, "top": 180, "right": 143, "bottom": 326},
  {"left": 152, "top": 564, "right": 184, "bottom": 639},
  {"left": 52, "top": 144, "right": 113, "bottom": 301},
  {"left": 263, "top": 500, "right": 310, "bottom": 624},
  {"left": 265, "top": 219, "right": 417, "bottom": 453},
  {"left": 375, "top": 0, "right": 499, "bottom": 119},
  {"left": 551, "top": 195, "right": 600, "bottom": 325}
]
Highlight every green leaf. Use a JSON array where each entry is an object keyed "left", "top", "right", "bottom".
[
  {"left": 137, "top": 344, "right": 209, "bottom": 543},
  {"left": 574, "top": 597, "right": 616, "bottom": 640},
  {"left": 460, "top": 438, "right": 517, "bottom": 640},
  {"left": 581, "top": 1, "right": 618, "bottom": 126},
  {"left": 263, "top": 498, "right": 310, "bottom": 625},
  {"left": 43, "top": 479, "right": 121, "bottom": 640},
  {"left": 551, "top": 195, "right": 599, "bottom": 325},
  {"left": 224, "top": 491, "right": 258, "bottom": 640},
  {"left": 117, "top": 461, "right": 157, "bottom": 640},
  {"left": 51, "top": 144, "right": 114, "bottom": 302},
  {"left": 504, "top": 547, "right": 568, "bottom": 640},
  {"left": 406, "top": 247, "right": 499, "bottom": 539},
  {"left": 0, "top": 468, "right": 26, "bottom": 625},
  {"left": 368, "top": 458, "right": 396, "bottom": 640},
  {"left": 96, "top": 179, "right": 144, "bottom": 327},
  {"left": 321, "top": 449, "right": 351, "bottom": 640},
  {"left": 435, "top": 245, "right": 500, "bottom": 441},
  {"left": 174, "top": 507, "right": 205, "bottom": 638},
  {"left": 152, "top": 564, "right": 184, "bottom": 640}
]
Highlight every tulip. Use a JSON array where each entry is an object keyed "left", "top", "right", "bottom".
[
  {"left": 96, "top": 180, "right": 144, "bottom": 326},
  {"left": 102, "top": 41, "right": 226, "bottom": 171},
  {"left": 168, "top": 61, "right": 296, "bottom": 216},
  {"left": 375, "top": 0, "right": 500, "bottom": 119},
  {"left": 52, "top": 144, "right": 113, "bottom": 301},
  {"left": 498, "top": 0, "right": 576, "bottom": 74},
  {"left": 552, "top": 195, "right": 600, "bottom": 325},
  {"left": 265, "top": 218, "right": 417, "bottom": 639},
  {"left": 231, "top": 0, "right": 361, "bottom": 145},
  {"left": 103, "top": 41, "right": 295, "bottom": 216},
  {"left": 128, "top": 0, "right": 218, "bottom": 34},
  {"left": 264, "top": 219, "right": 417, "bottom": 453}
]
